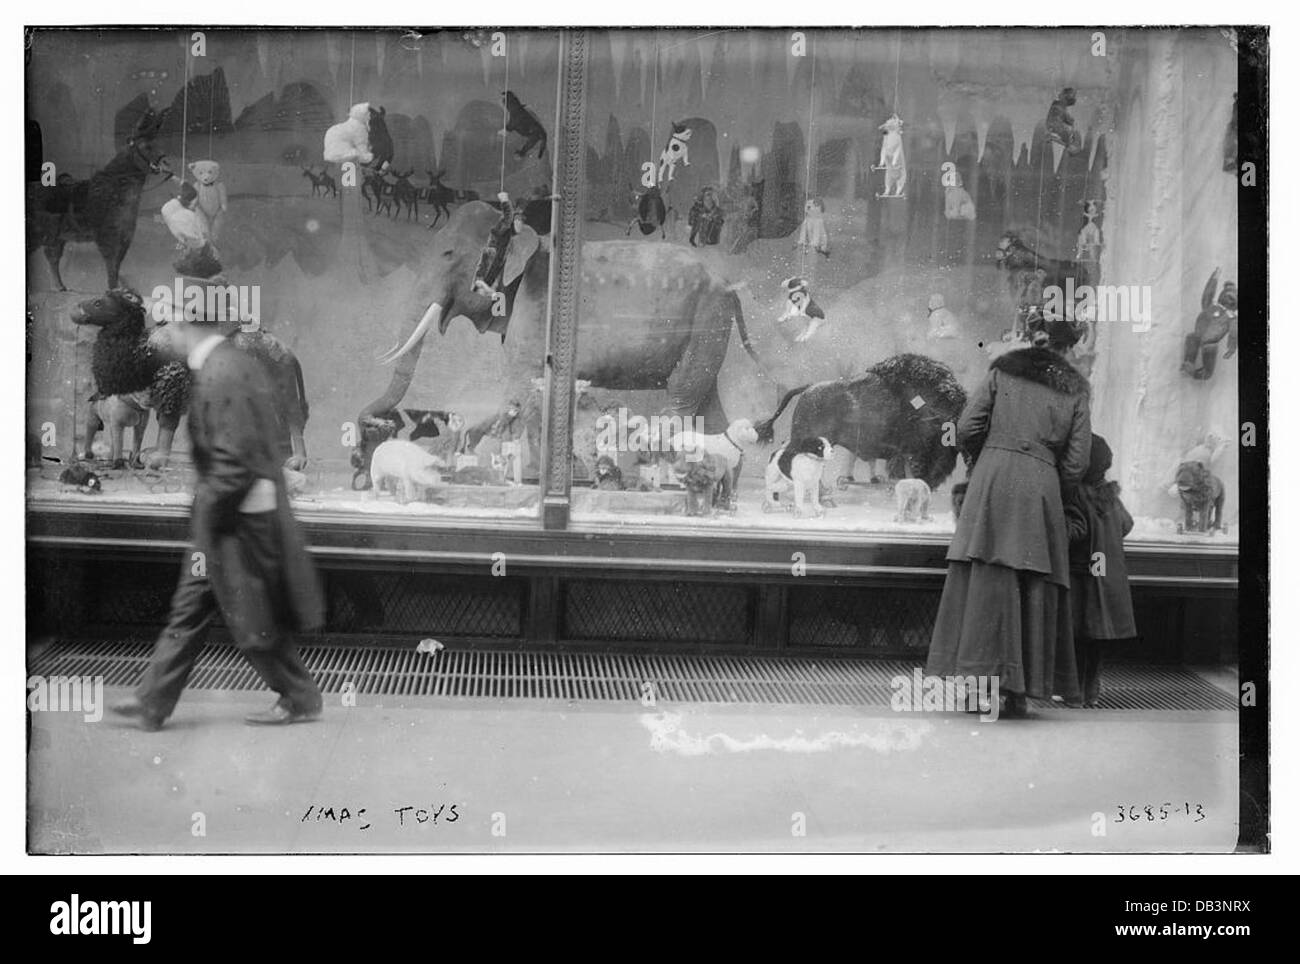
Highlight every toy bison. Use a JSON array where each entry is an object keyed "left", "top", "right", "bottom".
[{"left": 755, "top": 354, "right": 967, "bottom": 491}]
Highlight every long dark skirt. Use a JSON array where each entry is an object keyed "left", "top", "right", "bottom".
[{"left": 925, "top": 559, "right": 1080, "bottom": 701}]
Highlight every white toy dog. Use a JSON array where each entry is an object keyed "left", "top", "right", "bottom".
[
  {"left": 795, "top": 197, "right": 830, "bottom": 258},
  {"left": 893, "top": 478, "right": 932, "bottom": 522},
  {"left": 323, "top": 102, "right": 374, "bottom": 166},
  {"left": 778, "top": 276, "right": 827, "bottom": 342},
  {"left": 658, "top": 121, "right": 692, "bottom": 183},
  {"left": 764, "top": 437, "right": 834, "bottom": 517},
  {"left": 665, "top": 417, "right": 759, "bottom": 508},
  {"left": 873, "top": 114, "right": 907, "bottom": 198}
]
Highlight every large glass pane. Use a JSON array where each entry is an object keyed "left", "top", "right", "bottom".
[
  {"left": 566, "top": 27, "right": 1238, "bottom": 547},
  {"left": 26, "top": 28, "right": 560, "bottom": 521}
]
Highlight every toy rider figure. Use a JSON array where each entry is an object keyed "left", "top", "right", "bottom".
[{"left": 473, "top": 192, "right": 522, "bottom": 296}]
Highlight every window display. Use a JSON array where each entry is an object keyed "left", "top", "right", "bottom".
[
  {"left": 26, "top": 28, "right": 561, "bottom": 520},
  {"left": 566, "top": 28, "right": 1240, "bottom": 545},
  {"left": 26, "top": 27, "right": 1241, "bottom": 547}
]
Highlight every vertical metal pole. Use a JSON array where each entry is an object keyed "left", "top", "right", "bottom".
[{"left": 540, "top": 29, "right": 589, "bottom": 530}]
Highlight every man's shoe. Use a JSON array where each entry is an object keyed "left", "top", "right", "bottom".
[
  {"left": 111, "top": 697, "right": 165, "bottom": 732},
  {"left": 244, "top": 702, "right": 322, "bottom": 726}
]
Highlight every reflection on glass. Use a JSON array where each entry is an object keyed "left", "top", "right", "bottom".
[
  {"left": 567, "top": 28, "right": 1238, "bottom": 545},
  {"left": 26, "top": 28, "right": 560, "bottom": 520}
]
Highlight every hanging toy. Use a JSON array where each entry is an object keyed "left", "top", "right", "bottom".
[
  {"left": 473, "top": 192, "right": 518, "bottom": 297},
  {"left": 943, "top": 172, "right": 976, "bottom": 221},
  {"left": 658, "top": 120, "right": 692, "bottom": 184},
  {"left": 1046, "top": 88, "right": 1083, "bottom": 157},
  {"left": 873, "top": 114, "right": 907, "bottom": 199},
  {"left": 323, "top": 102, "right": 374, "bottom": 167},
  {"left": 794, "top": 198, "right": 831, "bottom": 258},
  {"left": 1075, "top": 199, "right": 1103, "bottom": 264},
  {"left": 779, "top": 276, "right": 827, "bottom": 343},
  {"left": 161, "top": 182, "right": 222, "bottom": 278},
  {"left": 187, "top": 160, "right": 227, "bottom": 242}
]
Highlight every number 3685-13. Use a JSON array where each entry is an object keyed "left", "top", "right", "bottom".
[{"left": 1114, "top": 803, "right": 1206, "bottom": 823}]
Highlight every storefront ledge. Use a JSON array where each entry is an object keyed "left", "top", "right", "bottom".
[{"left": 26, "top": 503, "right": 1238, "bottom": 590}]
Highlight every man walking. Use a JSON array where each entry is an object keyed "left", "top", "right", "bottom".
[{"left": 112, "top": 281, "right": 324, "bottom": 730}]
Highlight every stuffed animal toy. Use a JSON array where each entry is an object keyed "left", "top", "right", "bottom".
[
  {"left": 873, "top": 114, "right": 907, "bottom": 198},
  {"left": 943, "top": 174, "right": 976, "bottom": 220},
  {"left": 658, "top": 121, "right": 692, "bottom": 183},
  {"left": 1182, "top": 269, "right": 1238, "bottom": 379},
  {"left": 58, "top": 462, "right": 102, "bottom": 494},
  {"left": 778, "top": 277, "right": 827, "bottom": 342},
  {"left": 950, "top": 481, "right": 968, "bottom": 521},
  {"left": 1075, "top": 200, "right": 1103, "bottom": 262},
  {"left": 926, "top": 294, "right": 958, "bottom": 339},
  {"left": 593, "top": 454, "right": 624, "bottom": 491},
  {"left": 161, "top": 183, "right": 222, "bottom": 277},
  {"left": 187, "top": 160, "right": 227, "bottom": 241},
  {"left": 323, "top": 102, "right": 374, "bottom": 166},
  {"left": 502, "top": 91, "right": 547, "bottom": 160},
  {"left": 764, "top": 437, "right": 834, "bottom": 518},
  {"left": 161, "top": 182, "right": 210, "bottom": 252},
  {"left": 627, "top": 184, "right": 670, "bottom": 238},
  {"left": 687, "top": 187, "right": 724, "bottom": 247},
  {"left": 893, "top": 478, "right": 932, "bottom": 522},
  {"left": 664, "top": 418, "right": 759, "bottom": 510},
  {"left": 795, "top": 198, "right": 831, "bottom": 258},
  {"left": 679, "top": 451, "right": 726, "bottom": 517},
  {"left": 1170, "top": 460, "right": 1225, "bottom": 533},
  {"left": 367, "top": 105, "right": 394, "bottom": 172},
  {"left": 1046, "top": 88, "right": 1083, "bottom": 154}
]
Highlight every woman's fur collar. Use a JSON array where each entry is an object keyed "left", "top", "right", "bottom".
[{"left": 991, "top": 347, "right": 1090, "bottom": 395}]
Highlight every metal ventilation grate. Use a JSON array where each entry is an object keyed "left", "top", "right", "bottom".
[{"left": 27, "top": 639, "right": 1238, "bottom": 711}]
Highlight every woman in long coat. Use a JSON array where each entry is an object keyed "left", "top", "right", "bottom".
[{"left": 925, "top": 320, "right": 1092, "bottom": 716}]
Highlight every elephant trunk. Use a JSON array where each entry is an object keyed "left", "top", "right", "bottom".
[{"left": 359, "top": 337, "right": 427, "bottom": 423}]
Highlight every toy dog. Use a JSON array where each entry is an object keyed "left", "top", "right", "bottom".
[
  {"left": 778, "top": 276, "right": 827, "bottom": 342},
  {"left": 665, "top": 418, "right": 758, "bottom": 509},
  {"left": 593, "top": 454, "right": 624, "bottom": 491},
  {"left": 893, "top": 478, "right": 932, "bottom": 522},
  {"left": 764, "top": 437, "right": 834, "bottom": 517},
  {"left": 658, "top": 121, "right": 692, "bottom": 183},
  {"left": 795, "top": 198, "right": 830, "bottom": 257},
  {"left": 1171, "top": 460, "right": 1225, "bottom": 533},
  {"left": 680, "top": 452, "right": 726, "bottom": 516}
]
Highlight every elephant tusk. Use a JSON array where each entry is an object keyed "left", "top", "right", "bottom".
[{"left": 378, "top": 301, "right": 442, "bottom": 365}]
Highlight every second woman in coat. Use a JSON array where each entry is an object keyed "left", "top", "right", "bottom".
[{"left": 925, "top": 319, "right": 1092, "bottom": 717}]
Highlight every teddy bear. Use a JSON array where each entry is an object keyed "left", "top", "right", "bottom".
[
  {"left": 323, "top": 102, "right": 374, "bottom": 167},
  {"left": 187, "top": 160, "right": 227, "bottom": 242}
]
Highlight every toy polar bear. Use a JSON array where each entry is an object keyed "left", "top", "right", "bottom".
[
  {"left": 323, "top": 102, "right": 374, "bottom": 166},
  {"left": 187, "top": 160, "right": 228, "bottom": 241}
]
